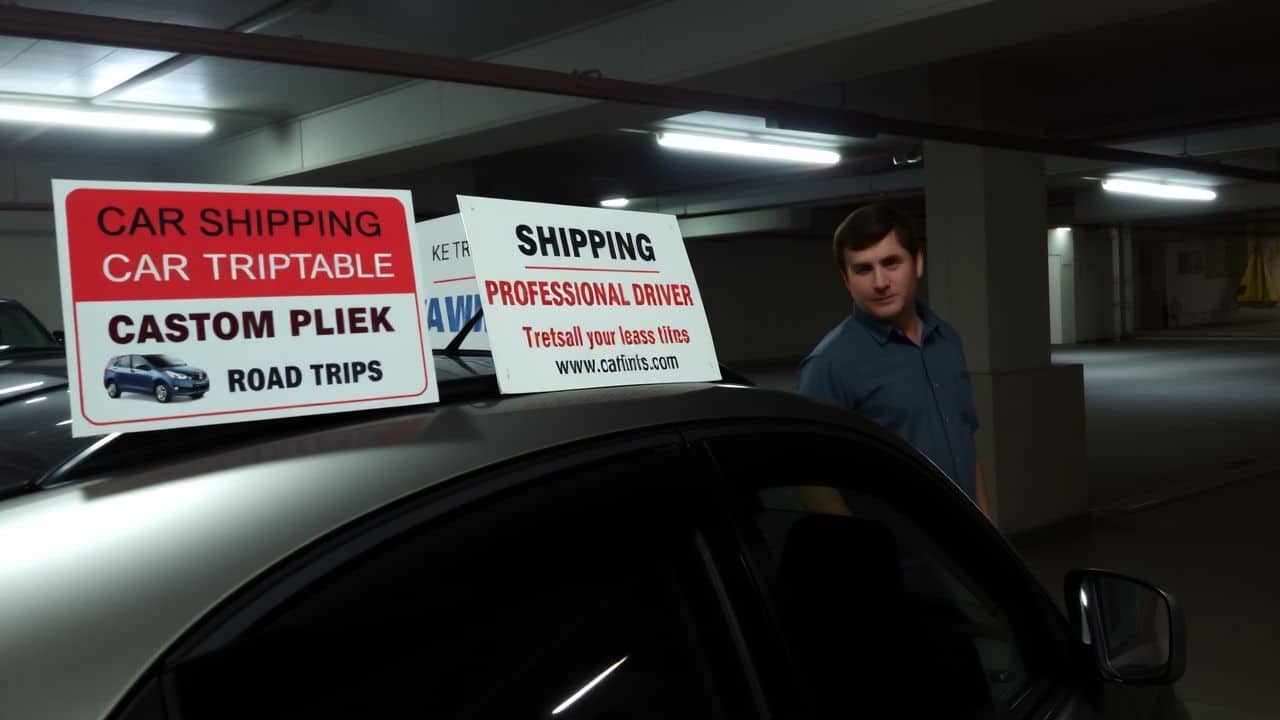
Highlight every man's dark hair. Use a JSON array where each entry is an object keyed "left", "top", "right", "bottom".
[{"left": 832, "top": 203, "right": 920, "bottom": 270}]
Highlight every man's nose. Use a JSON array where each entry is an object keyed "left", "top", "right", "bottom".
[{"left": 872, "top": 267, "right": 890, "bottom": 289}]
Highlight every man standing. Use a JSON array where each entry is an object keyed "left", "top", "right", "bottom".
[{"left": 796, "top": 203, "right": 990, "bottom": 517}]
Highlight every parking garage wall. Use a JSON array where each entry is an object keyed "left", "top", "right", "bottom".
[
  {"left": 685, "top": 234, "right": 848, "bottom": 369},
  {"left": 1131, "top": 228, "right": 1278, "bottom": 329},
  {"left": 1073, "top": 227, "right": 1117, "bottom": 342},
  {"left": 0, "top": 211, "right": 62, "bottom": 332}
]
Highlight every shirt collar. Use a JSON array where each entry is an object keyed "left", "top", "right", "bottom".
[{"left": 853, "top": 301, "right": 941, "bottom": 346}]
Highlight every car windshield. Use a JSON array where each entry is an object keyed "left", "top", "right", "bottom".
[
  {"left": 143, "top": 355, "right": 186, "bottom": 368},
  {"left": 0, "top": 303, "right": 57, "bottom": 348}
]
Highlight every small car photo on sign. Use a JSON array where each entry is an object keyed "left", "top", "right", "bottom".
[{"left": 104, "top": 354, "right": 211, "bottom": 403}]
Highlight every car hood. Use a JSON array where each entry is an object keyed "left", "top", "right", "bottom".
[
  {"left": 0, "top": 350, "right": 69, "bottom": 396},
  {"left": 162, "top": 365, "right": 205, "bottom": 377},
  {"left": 0, "top": 351, "right": 92, "bottom": 498}
]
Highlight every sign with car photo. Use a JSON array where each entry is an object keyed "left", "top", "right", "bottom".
[
  {"left": 457, "top": 195, "right": 721, "bottom": 394},
  {"left": 417, "top": 214, "right": 489, "bottom": 351},
  {"left": 53, "top": 179, "right": 439, "bottom": 437}
]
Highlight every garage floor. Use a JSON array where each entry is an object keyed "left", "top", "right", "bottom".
[
  {"left": 740, "top": 338, "right": 1280, "bottom": 719},
  {"left": 1023, "top": 338, "right": 1280, "bottom": 720}
]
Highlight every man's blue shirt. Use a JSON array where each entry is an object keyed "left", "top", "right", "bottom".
[{"left": 795, "top": 303, "right": 979, "bottom": 499}]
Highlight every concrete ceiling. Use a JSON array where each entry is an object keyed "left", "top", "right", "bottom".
[{"left": 2, "top": 0, "right": 1279, "bottom": 230}]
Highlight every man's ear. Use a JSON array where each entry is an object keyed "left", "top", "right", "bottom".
[{"left": 915, "top": 250, "right": 925, "bottom": 279}]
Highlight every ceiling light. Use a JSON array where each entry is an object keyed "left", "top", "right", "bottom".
[
  {"left": 1101, "top": 178, "right": 1215, "bottom": 201},
  {"left": 0, "top": 102, "right": 213, "bottom": 135},
  {"left": 600, "top": 197, "right": 629, "bottom": 208},
  {"left": 657, "top": 132, "right": 840, "bottom": 165},
  {"left": 1055, "top": 226, "right": 1072, "bottom": 232}
]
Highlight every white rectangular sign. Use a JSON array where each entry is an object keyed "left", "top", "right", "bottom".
[
  {"left": 54, "top": 179, "right": 439, "bottom": 437},
  {"left": 417, "top": 214, "right": 489, "bottom": 351},
  {"left": 457, "top": 195, "right": 721, "bottom": 394}
]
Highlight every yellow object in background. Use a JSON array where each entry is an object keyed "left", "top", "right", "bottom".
[{"left": 1237, "top": 237, "right": 1280, "bottom": 306}]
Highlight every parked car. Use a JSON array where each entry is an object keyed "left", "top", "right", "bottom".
[
  {"left": 0, "top": 296, "right": 63, "bottom": 352},
  {"left": 104, "top": 353, "right": 210, "bottom": 402},
  {"left": 0, "top": 351, "right": 1186, "bottom": 720}
]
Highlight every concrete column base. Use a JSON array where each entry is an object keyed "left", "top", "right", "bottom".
[{"left": 971, "top": 363, "right": 1088, "bottom": 534}]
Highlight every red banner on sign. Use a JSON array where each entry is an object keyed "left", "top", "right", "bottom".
[{"left": 66, "top": 188, "right": 416, "bottom": 301}]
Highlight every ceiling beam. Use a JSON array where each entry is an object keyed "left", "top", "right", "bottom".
[{"left": 4, "top": 6, "right": 1280, "bottom": 184}]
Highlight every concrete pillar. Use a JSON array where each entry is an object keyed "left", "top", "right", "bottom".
[
  {"left": 1121, "top": 227, "right": 1137, "bottom": 335},
  {"left": 1047, "top": 227, "right": 1077, "bottom": 345},
  {"left": 924, "top": 140, "right": 1088, "bottom": 534}
]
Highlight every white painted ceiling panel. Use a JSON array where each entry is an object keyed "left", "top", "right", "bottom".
[
  {"left": 113, "top": 62, "right": 404, "bottom": 116},
  {"left": 0, "top": 37, "right": 37, "bottom": 64},
  {"left": 97, "top": 75, "right": 214, "bottom": 107},
  {"left": 8, "top": 0, "right": 93, "bottom": 11},
  {"left": 267, "top": 0, "right": 653, "bottom": 57},
  {"left": 1, "top": 39, "right": 114, "bottom": 72},
  {"left": 48, "top": 48, "right": 176, "bottom": 97},
  {"left": 82, "top": 0, "right": 271, "bottom": 25},
  {"left": 0, "top": 0, "right": 652, "bottom": 155}
]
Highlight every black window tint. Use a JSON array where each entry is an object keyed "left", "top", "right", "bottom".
[
  {"left": 704, "top": 430, "right": 1058, "bottom": 719},
  {"left": 0, "top": 302, "right": 54, "bottom": 346},
  {"left": 161, "top": 446, "right": 754, "bottom": 720}
]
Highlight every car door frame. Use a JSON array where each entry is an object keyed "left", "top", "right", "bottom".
[
  {"left": 679, "top": 417, "right": 1098, "bottom": 720},
  {"left": 108, "top": 428, "right": 772, "bottom": 720},
  {"left": 124, "top": 354, "right": 147, "bottom": 392}
]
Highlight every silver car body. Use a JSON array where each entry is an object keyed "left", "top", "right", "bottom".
[{"left": 0, "top": 380, "right": 857, "bottom": 719}]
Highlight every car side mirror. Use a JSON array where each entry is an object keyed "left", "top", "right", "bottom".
[
  {"left": 52, "top": 330, "right": 64, "bottom": 344},
  {"left": 1065, "top": 569, "right": 1185, "bottom": 685}
]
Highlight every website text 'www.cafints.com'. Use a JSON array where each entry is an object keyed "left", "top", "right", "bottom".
[{"left": 555, "top": 353, "right": 680, "bottom": 375}]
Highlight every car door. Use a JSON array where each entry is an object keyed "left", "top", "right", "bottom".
[
  {"left": 111, "top": 434, "right": 766, "bottom": 720},
  {"left": 123, "top": 355, "right": 145, "bottom": 391},
  {"left": 687, "top": 420, "right": 1104, "bottom": 720}
]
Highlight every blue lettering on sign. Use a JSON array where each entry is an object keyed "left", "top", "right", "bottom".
[{"left": 425, "top": 295, "right": 486, "bottom": 333}]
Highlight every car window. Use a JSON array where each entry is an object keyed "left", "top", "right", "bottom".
[
  {"left": 0, "top": 302, "right": 55, "bottom": 347},
  {"left": 133, "top": 443, "right": 757, "bottom": 720},
  {"left": 701, "top": 428, "right": 1063, "bottom": 719}
]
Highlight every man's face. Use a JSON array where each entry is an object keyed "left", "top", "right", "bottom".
[{"left": 840, "top": 230, "right": 924, "bottom": 324}]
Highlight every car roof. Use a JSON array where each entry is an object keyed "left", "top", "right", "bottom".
[
  {"left": 0, "top": 364, "right": 894, "bottom": 719},
  {"left": 0, "top": 353, "right": 498, "bottom": 498}
]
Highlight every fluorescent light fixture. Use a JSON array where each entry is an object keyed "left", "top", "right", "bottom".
[
  {"left": 1055, "top": 226, "right": 1072, "bottom": 232},
  {"left": 0, "top": 102, "right": 213, "bottom": 135},
  {"left": 657, "top": 132, "right": 840, "bottom": 165},
  {"left": 600, "top": 197, "right": 629, "bottom": 208},
  {"left": 552, "top": 656, "right": 628, "bottom": 715},
  {"left": 1101, "top": 178, "right": 1216, "bottom": 201}
]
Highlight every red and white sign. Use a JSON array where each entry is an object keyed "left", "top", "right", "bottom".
[
  {"left": 417, "top": 214, "right": 488, "bottom": 351},
  {"left": 457, "top": 195, "right": 721, "bottom": 394},
  {"left": 54, "top": 180, "right": 438, "bottom": 437}
]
